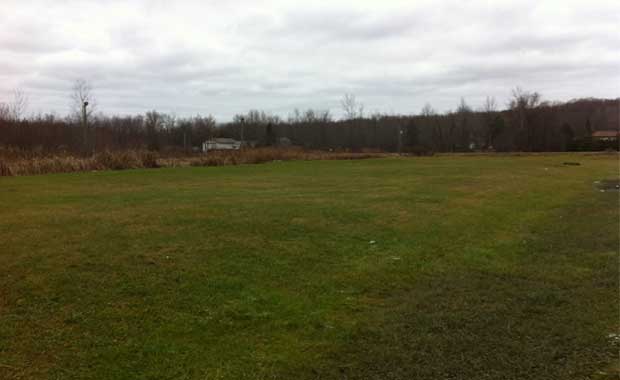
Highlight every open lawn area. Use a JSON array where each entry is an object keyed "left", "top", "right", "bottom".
[{"left": 0, "top": 154, "right": 618, "bottom": 379}]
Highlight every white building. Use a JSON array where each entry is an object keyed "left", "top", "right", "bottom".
[{"left": 202, "top": 138, "right": 242, "bottom": 152}]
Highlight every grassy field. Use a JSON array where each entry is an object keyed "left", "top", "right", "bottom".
[{"left": 0, "top": 154, "right": 618, "bottom": 379}]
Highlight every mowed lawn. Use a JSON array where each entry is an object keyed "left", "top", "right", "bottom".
[{"left": 0, "top": 155, "right": 618, "bottom": 380}]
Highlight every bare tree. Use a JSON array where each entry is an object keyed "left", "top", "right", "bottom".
[
  {"left": 456, "top": 97, "right": 472, "bottom": 114},
  {"left": 162, "top": 113, "right": 177, "bottom": 130},
  {"left": 0, "top": 103, "right": 9, "bottom": 121},
  {"left": 456, "top": 97, "right": 472, "bottom": 150},
  {"left": 315, "top": 109, "right": 332, "bottom": 123},
  {"left": 509, "top": 87, "right": 541, "bottom": 150},
  {"left": 420, "top": 103, "right": 436, "bottom": 117},
  {"left": 145, "top": 110, "right": 162, "bottom": 151},
  {"left": 192, "top": 114, "right": 216, "bottom": 143},
  {"left": 509, "top": 87, "right": 541, "bottom": 123},
  {"left": 421, "top": 103, "right": 444, "bottom": 151},
  {"left": 9, "top": 89, "right": 28, "bottom": 121},
  {"left": 234, "top": 110, "right": 281, "bottom": 125},
  {"left": 481, "top": 96, "right": 499, "bottom": 149},
  {"left": 482, "top": 96, "right": 496, "bottom": 114},
  {"left": 71, "top": 79, "right": 96, "bottom": 122},
  {"left": 70, "top": 79, "right": 97, "bottom": 152},
  {"left": 288, "top": 108, "right": 332, "bottom": 124},
  {"left": 341, "top": 93, "right": 364, "bottom": 120}
]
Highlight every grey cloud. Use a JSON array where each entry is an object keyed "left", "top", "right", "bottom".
[
  {"left": 275, "top": 9, "right": 420, "bottom": 42},
  {"left": 0, "top": 0, "right": 618, "bottom": 120}
]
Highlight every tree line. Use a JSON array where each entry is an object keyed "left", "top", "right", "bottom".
[{"left": 0, "top": 82, "right": 618, "bottom": 154}]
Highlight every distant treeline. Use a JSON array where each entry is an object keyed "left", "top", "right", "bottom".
[
  {"left": 0, "top": 94, "right": 618, "bottom": 154},
  {"left": 225, "top": 97, "right": 619, "bottom": 153}
]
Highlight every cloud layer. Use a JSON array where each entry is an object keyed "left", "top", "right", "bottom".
[{"left": 1, "top": 0, "right": 618, "bottom": 120}]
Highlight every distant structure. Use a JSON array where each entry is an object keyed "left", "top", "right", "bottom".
[
  {"left": 592, "top": 130, "right": 619, "bottom": 142},
  {"left": 278, "top": 137, "right": 292, "bottom": 147},
  {"left": 202, "top": 138, "right": 241, "bottom": 152}
]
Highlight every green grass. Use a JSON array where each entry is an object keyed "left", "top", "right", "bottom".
[{"left": 1, "top": 155, "right": 618, "bottom": 379}]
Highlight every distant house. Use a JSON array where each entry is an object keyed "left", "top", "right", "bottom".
[
  {"left": 592, "top": 130, "right": 619, "bottom": 142},
  {"left": 278, "top": 137, "right": 292, "bottom": 147},
  {"left": 202, "top": 138, "right": 241, "bottom": 152}
]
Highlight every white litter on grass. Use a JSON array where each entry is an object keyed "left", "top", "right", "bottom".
[
  {"left": 369, "top": 240, "right": 376, "bottom": 245},
  {"left": 594, "top": 180, "right": 601, "bottom": 184},
  {"left": 391, "top": 256, "right": 401, "bottom": 261},
  {"left": 607, "top": 333, "right": 620, "bottom": 344},
  {"left": 600, "top": 190, "right": 605, "bottom": 193}
]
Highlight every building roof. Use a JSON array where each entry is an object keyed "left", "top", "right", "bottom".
[
  {"left": 207, "top": 138, "right": 239, "bottom": 144},
  {"left": 592, "top": 130, "right": 619, "bottom": 138}
]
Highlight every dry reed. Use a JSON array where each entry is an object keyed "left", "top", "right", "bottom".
[{"left": 0, "top": 147, "right": 385, "bottom": 177}]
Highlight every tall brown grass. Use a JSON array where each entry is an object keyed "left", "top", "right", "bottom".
[
  {"left": 0, "top": 147, "right": 385, "bottom": 176},
  {"left": 0, "top": 149, "right": 160, "bottom": 176},
  {"left": 183, "top": 148, "right": 381, "bottom": 167}
]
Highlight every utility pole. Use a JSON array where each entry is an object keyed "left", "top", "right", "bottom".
[
  {"left": 82, "top": 101, "right": 89, "bottom": 153},
  {"left": 397, "top": 126, "right": 403, "bottom": 155}
]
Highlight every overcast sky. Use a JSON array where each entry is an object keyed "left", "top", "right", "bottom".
[{"left": 1, "top": 0, "right": 618, "bottom": 121}]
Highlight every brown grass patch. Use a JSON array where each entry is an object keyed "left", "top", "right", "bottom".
[
  {"left": 183, "top": 148, "right": 383, "bottom": 167},
  {"left": 0, "top": 147, "right": 386, "bottom": 176}
]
